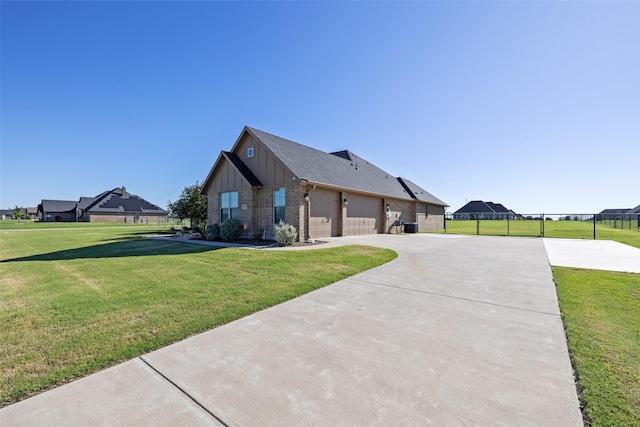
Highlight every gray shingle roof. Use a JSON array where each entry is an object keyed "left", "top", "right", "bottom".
[
  {"left": 397, "top": 178, "right": 448, "bottom": 206},
  {"left": 454, "top": 201, "right": 513, "bottom": 214},
  {"left": 77, "top": 197, "right": 97, "bottom": 209},
  {"left": 84, "top": 188, "right": 167, "bottom": 214},
  {"left": 40, "top": 200, "right": 78, "bottom": 213},
  {"left": 485, "top": 202, "right": 510, "bottom": 213},
  {"left": 247, "top": 127, "right": 445, "bottom": 203},
  {"left": 454, "top": 201, "right": 494, "bottom": 214},
  {"left": 599, "top": 208, "right": 632, "bottom": 214}
]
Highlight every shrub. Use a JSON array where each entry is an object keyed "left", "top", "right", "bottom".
[
  {"left": 274, "top": 221, "right": 297, "bottom": 245},
  {"left": 220, "top": 218, "right": 244, "bottom": 241},
  {"left": 205, "top": 224, "right": 221, "bottom": 241}
]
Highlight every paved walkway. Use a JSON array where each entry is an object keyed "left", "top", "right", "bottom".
[
  {"left": 544, "top": 238, "right": 640, "bottom": 273},
  {"left": 3, "top": 234, "right": 625, "bottom": 426}
]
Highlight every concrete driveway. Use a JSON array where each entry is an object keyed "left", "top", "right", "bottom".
[{"left": 1, "top": 234, "right": 585, "bottom": 426}]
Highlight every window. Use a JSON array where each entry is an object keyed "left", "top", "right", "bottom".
[
  {"left": 220, "top": 191, "right": 238, "bottom": 222},
  {"left": 274, "top": 187, "right": 285, "bottom": 223},
  {"left": 247, "top": 147, "right": 254, "bottom": 158}
]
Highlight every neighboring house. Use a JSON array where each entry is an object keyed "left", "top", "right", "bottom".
[
  {"left": 26, "top": 207, "right": 37, "bottom": 219},
  {"left": 1, "top": 207, "right": 37, "bottom": 220},
  {"left": 37, "top": 187, "right": 167, "bottom": 223},
  {"left": 596, "top": 208, "right": 632, "bottom": 221},
  {"left": 453, "top": 200, "right": 515, "bottom": 220},
  {"left": 597, "top": 206, "right": 639, "bottom": 222},
  {"left": 201, "top": 126, "right": 448, "bottom": 241},
  {"left": 37, "top": 200, "right": 78, "bottom": 222},
  {"left": 79, "top": 187, "right": 167, "bottom": 223}
]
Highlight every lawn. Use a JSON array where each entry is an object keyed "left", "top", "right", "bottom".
[
  {"left": 0, "top": 219, "right": 178, "bottom": 230},
  {"left": 554, "top": 267, "right": 640, "bottom": 426},
  {"left": 433, "top": 219, "right": 640, "bottom": 249},
  {"left": 0, "top": 226, "right": 397, "bottom": 406}
]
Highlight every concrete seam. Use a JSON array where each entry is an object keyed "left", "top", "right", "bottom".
[
  {"left": 138, "top": 356, "right": 229, "bottom": 427},
  {"left": 351, "top": 279, "right": 561, "bottom": 317}
]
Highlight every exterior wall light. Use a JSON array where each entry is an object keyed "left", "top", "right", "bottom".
[
  {"left": 343, "top": 198, "right": 348, "bottom": 206},
  {"left": 304, "top": 193, "right": 310, "bottom": 202}
]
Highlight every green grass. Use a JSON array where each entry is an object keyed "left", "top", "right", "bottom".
[
  {"left": 0, "top": 220, "right": 174, "bottom": 230},
  {"left": 554, "top": 267, "right": 640, "bottom": 426},
  {"left": 0, "top": 227, "right": 397, "bottom": 407},
  {"left": 432, "top": 220, "right": 640, "bottom": 249}
]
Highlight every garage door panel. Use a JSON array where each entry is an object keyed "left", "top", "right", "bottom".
[
  {"left": 309, "top": 190, "right": 340, "bottom": 238},
  {"left": 345, "top": 194, "right": 383, "bottom": 236}
]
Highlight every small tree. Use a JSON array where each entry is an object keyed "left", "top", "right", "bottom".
[
  {"left": 274, "top": 221, "right": 297, "bottom": 245},
  {"left": 12, "top": 206, "right": 28, "bottom": 220},
  {"left": 167, "top": 182, "right": 208, "bottom": 230}
]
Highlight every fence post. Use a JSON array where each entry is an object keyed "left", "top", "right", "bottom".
[
  {"left": 507, "top": 215, "right": 510, "bottom": 236},
  {"left": 541, "top": 214, "right": 544, "bottom": 237},
  {"left": 593, "top": 214, "right": 596, "bottom": 240},
  {"left": 476, "top": 218, "right": 480, "bottom": 235}
]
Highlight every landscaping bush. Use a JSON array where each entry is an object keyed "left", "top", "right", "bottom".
[
  {"left": 274, "top": 220, "right": 298, "bottom": 245},
  {"left": 220, "top": 218, "right": 244, "bottom": 241},
  {"left": 205, "top": 224, "right": 221, "bottom": 241}
]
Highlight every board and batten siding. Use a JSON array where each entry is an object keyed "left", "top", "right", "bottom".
[{"left": 235, "top": 134, "right": 296, "bottom": 188}]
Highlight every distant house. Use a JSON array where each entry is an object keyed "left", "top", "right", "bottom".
[
  {"left": 597, "top": 206, "right": 639, "bottom": 222},
  {"left": 0, "top": 209, "right": 14, "bottom": 220},
  {"left": 37, "top": 187, "right": 167, "bottom": 223},
  {"left": 201, "top": 126, "right": 448, "bottom": 240},
  {"left": 26, "top": 207, "right": 37, "bottom": 219},
  {"left": 37, "top": 200, "right": 78, "bottom": 222},
  {"left": 79, "top": 187, "right": 167, "bottom": 223},
  {"left": 453, "top": 200, "right": 515, "bottom": 220}
]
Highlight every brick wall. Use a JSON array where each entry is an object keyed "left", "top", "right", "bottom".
[
  {"left": 206, "top": 186, "right": 220, "bottom": 225},
  {"left": 385, "top": 199, "right": 414, "bottom": 234},
  {"left": 425, "top": 205, "right": 445, "bottom": 230},
  {"left": 88, "top": 213, "right": 167, "bottom": 223}
]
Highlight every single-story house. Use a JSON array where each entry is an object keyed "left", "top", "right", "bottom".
[
  {"left": 37, "top": 187, "right": 167, "bottom": 223},
  {"left": 201, "top": 126, "right": 448, "bottom": 241},
  {"left": 596, "top": 206, "right": 639, "bottom": 223},
  {"left": 78, "top": 187, "right": 167, "bottom": 223},
  {"left": 597, "top": 208, "right": 632, "bottom": 220},
  {"left": 0, "top": 209, "right": 14, "bottom": 220},
  {"left": 453, "top": 200, "right": 515, "bottom": 220},
  {"left": 26, "top": 207, "right": 37, "bottom": 218},
  {"left": 37, "top": 200, "right": 78, "bottom": 222}
]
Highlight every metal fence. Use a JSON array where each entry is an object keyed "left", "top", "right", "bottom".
[
  {"left": 444, "top": 212, "right": 639, "bottom": 239},
  {"left": 594, "top": 213, "right": 640, "bottom": 231}
]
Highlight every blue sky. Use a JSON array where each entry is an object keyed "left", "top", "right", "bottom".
[{"left": 2, "top": 1, "right": 638, "bottom": 214}]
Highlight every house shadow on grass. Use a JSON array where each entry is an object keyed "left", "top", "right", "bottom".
[{"left": 0, "top": 238, "right": 223, "bottom": 263}]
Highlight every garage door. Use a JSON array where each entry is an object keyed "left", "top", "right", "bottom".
[
  {"left": 309, "top": 189, "right": 340, "bottom": 238},
  {"left": 344, "top": 194, "right": 383, "bottom": 236}
]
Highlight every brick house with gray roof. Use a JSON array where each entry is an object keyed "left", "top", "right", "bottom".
[
  {"left": 201, "top": 127, "right": 448, "bottom": 241},
  {"left": 37, "top": 187, "right": 167, "bottom": 223},
  {"left": 453, "top": 200, "right": 515, "bottom": 220},
  {"left": 79, "top": 187, "right": 167, "bottom": 223}
]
